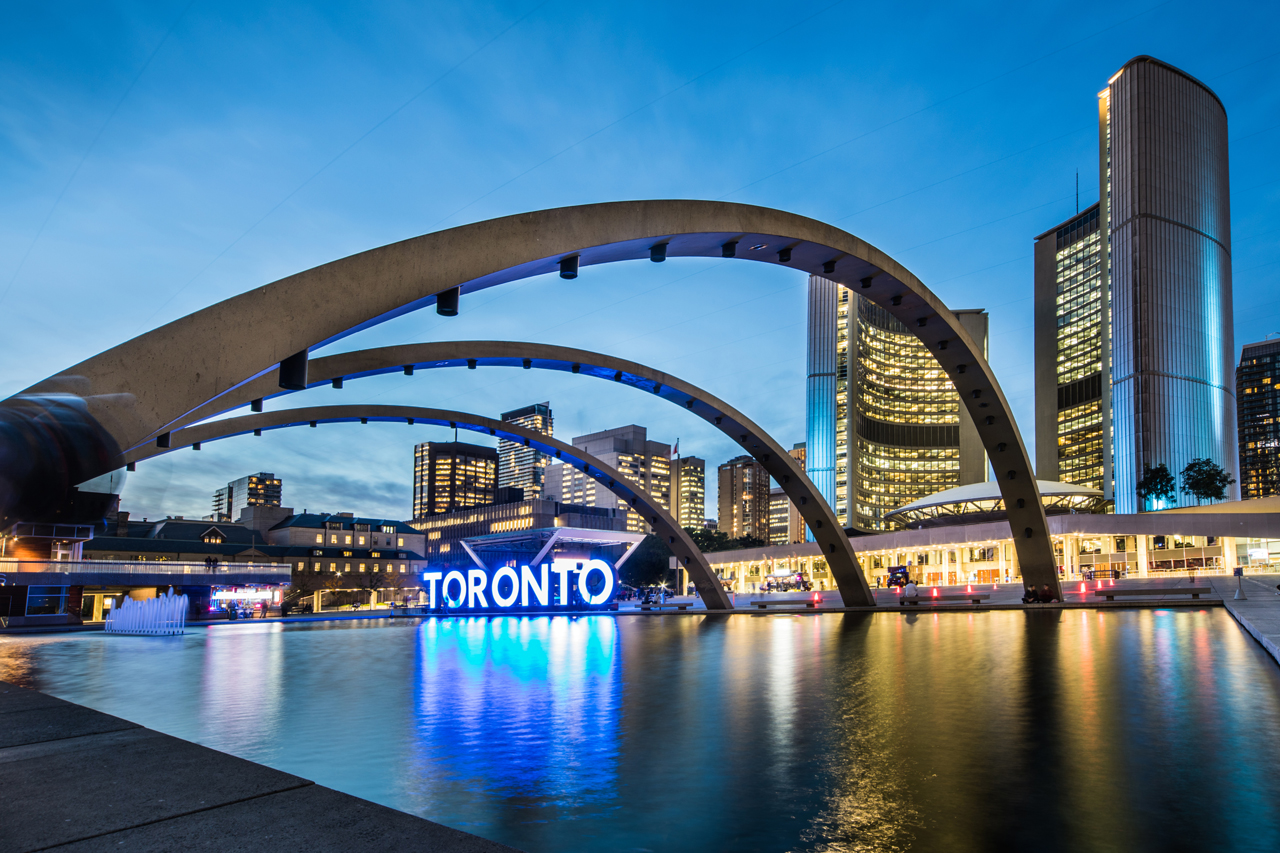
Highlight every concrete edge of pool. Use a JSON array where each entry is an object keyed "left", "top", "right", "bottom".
[{"left": 0, "top": 680, "right": 523, "bottom": 853}]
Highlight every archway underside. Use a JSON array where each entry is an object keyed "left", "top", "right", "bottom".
[
  {"left": 12, "top": 199, "right": 1059, "bottom": 595},
  {"left": 166, "top": 340, "right": 874, "bottom": 607},
  {"left": 127, "top": 405, "right": 734, "bottom": 610}
]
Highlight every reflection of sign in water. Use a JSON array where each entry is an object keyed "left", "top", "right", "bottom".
[{"left": 423, "top": 558, "right": 616, "bottom": 611}]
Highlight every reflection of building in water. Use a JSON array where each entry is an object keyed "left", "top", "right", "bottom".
[{"left": 706, "top": 482, "right": 1280, "bottom": 591}]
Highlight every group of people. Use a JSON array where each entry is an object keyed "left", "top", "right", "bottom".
[{"left": 1022, "top": 584, "right": 1060, "bottom": 604}]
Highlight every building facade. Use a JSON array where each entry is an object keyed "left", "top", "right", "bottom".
[
  {"left": 1101, "top": 57, "right": 1238, "bottom": 512},
  {"left": 212, "top": 473, "right": 282, "bottom": 523},
  {"left": 413, "top": 441, "right": 497, "bottom": 518},
  {"left": 1034, "top": 204, "right": 1111, "bottom": 496},
  {"left": 545, "top": 425, "right": 671, "bottom": 534},
  {"left": 717, "top": 455, "right": 770, "bottom": 541},
  {"left": 768, "top": 487, "right": 789, "bottom": 545},
  {"left": 807, "top": 281, "right": 989, "bottom": 531},
  {"left": 671, "top": 455, "right": 706, "bottom": 531},
  {"left": 1238, "top": 339, "right": 1280, "bottom": 499},
  {"left": 498, "top": 403, "right": 554, "bottom": 499}
]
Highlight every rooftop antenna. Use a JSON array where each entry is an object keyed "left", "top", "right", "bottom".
[{"left": 1076, "top": 170, "right": 1079, "bottom": 214}]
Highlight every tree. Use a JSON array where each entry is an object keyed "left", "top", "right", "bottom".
[
  {"left": 620, "top": 535, "right": 672, "bottom": 587},
  {"left": 1136, "top": 463, "right": 1177, "bottom": 510},
  {"left": 682, "top": 527, "right": 769, "bottom": 552},
  {"left": 1180, "top": 457, "right": 1236, "bottom": 505}
]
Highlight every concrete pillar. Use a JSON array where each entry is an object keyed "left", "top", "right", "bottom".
[
  {"left": 1137, "top": 535, "right": 1149, "bottom": 578},
  {"left": 1223, "top": 537, "right": 1237, "bottom": 572},
  {"left": 370, "top": 589, "right": 378, "bottom": 608},
  {"left": 312, "top": 591, "right": 323, "bottom": 612}
]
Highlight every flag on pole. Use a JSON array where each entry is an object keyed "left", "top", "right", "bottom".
[{"left": 670, "top": 439, "right": 679, "bottom": 461}]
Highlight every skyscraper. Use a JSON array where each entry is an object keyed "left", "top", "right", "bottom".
[
  {"left": 1034, "top": 204, "right": 1110, "bottom": 494},
  {"left": 1237, "top": 339, "right": 1280, "bottom": 500},
  {"left": 212, "top": 473, "right": 282, "bottom": 523},
  {"left": 498, "top": 402, "right": 553, "bottom": 499},
  {"left": 670, "top": 455, "right": 706, "bottom": 531},
  {"left": 807, "top": 283, "right": 989, "bottom": 531},
  {"left": 717, "top": 455, "right": 769, "bottom": 541},
  {"left": 412, "top": 441, "right": 497, "bottom": 518},
  {"left": 545, "top": 424, "right": 671, "bottom": 534},
  {"left": 1035, "top": 56, "right": 1237, "bottom": 512}
]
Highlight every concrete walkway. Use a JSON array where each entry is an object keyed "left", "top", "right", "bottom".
[
  {"left": 0, "top": 680, "right": 519, "bottom": 853},
  {"left": 1214, "top": 573, "right": 1280, "bottom": 667}
]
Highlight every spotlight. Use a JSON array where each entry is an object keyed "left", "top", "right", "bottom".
[
  {"left": 777, "top": 247, "right": 792, "bottom": 263},
  {"left": 436, "top": 286, "right": 460, "bottom": 316},
  {"left": 859, "top": 276, "right": 873, "bottom": 289},
  {"left": 650, "top": 242, "right": 668, "bottom": 262},
  {"left": 559, "top": 255, "right": 579, "bottom": 279},
  {"left": 523, "top": 358, "right": 532, "bottom": 369},
  {"left": 823, "top": 259, "right": 837, "bottom": 274},
  {"left": 467, "top": 359, "right": 477, "bottom": 369},
  {"left": 722, "top": 241, "right": 738, "bottom": 258},
  {"left": 890, "top": 295, "right": 902, "bottom": 306},
  {"left": 404, "top": 365, "right": 414, "bottom": 376},
  {"left": 251, "top": 398, "right": 263, "bottom": 413},
  {"left": 126, "top": 462, "right": 136, "bottom": 471},
  {"left": 332, "top": 377, "right": 343, "bottom": 389}
]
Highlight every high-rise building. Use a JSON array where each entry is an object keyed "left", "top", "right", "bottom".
[
  {"left": 786, "top": 443, "right": 807, "bottom": 543},
  {"left": 768, "top": 487, "right": 789, "bottom": 545},
  {"left": 1034, "top": 204, "right": 1110, "bottom": 494},
  {"left": 1238, "top": 339, "right": 1280, "bottom": 500},
  {"left": 212, "top": 473, "right": 282, "bottom": 523},
  {"left": 670, "top": 456, "right": 706, "bottom": 531},
  {"left": 545, "top": 425, "right": 671, "bottom": 534},
  {"left": 412, "top": 441, "right": 497, "bottom": 518},
  {"left": 498, "top": 403, "right": 553, "bottom": 499},
  {"left": 807, "top": 282, "right": 989, "bottom": 531},
  {"left": 1035, "top": 56, "right": 1237, "bottom": 512},
  {"left": 717, "top": 455, "right": 769, "bottom": 541}
]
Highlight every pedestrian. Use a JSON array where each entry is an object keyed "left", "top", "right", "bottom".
[
  {"left": 902, "top": 578, "right": 919, "bottom": 604},
  {"left": 1022, "top": 585, "right": 1039, "bottom": 604},
  {"left": 1040, "top": 584, "right": 1059, "bottom": 603}
]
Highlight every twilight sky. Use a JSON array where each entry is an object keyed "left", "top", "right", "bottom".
[{"left": 2, "top": 0, "right": 1277, "bottom": 523}]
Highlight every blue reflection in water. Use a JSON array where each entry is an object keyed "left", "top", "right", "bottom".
[{"left": 3, "top": 610, "right": 1280, "bottom": 852}]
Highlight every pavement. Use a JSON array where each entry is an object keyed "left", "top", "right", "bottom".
[
  {"left": 0, "top": 680, "right": 521, "bottom": 853},
  {"left": 1216, "top": 573, "right": 1280, "bottom": 667}
]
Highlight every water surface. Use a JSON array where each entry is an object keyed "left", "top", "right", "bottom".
[{"left": 2, "top": 609, "right": 1278, "bottom": 852}]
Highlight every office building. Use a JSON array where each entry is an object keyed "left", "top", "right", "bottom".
[
  {"left": 498, "top": 403, "right": 553, "bottom": 499},
  {"left": 786, "top": 443, "right": 807, "bottom": 543},
  {"left": 545, "top": 425, "right": 671, "bottom": 534},
  {"left": 212, "top": 473, "right": 282, "bottom": 523},
  {"left": 412, "top": 441, "right": 497, "bottom": 518},
  {"left": 1036, "top": 56, "right": 1237, "bottom": 512},
  {"left": 1034, "top": 204, "right": 1110, "bottom": 494},
  {"left": 807, "top": 282, "right": 989, "bottom": 531},
  {"left": 1238, "top": 339, "right": 1280, "bottom": 500},
  {"left": 671, "top": 456, "right": 706, "bottom": 531},
  {"left": 768, "top": 488, "right": 789, "bottom": 545},
  {"left": 718, "top": 455, "right": 770, "bottom": 541}
]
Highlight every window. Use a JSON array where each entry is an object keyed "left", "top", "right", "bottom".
[
  {"left": 358, "top": 536, "right": 366, "bottom": 546},
  {"left": 26, "top": 586, "right": 68, "bottom": 616},
  {"left": 344, "top": 535, "right": 352, "bottom": 545},
  {"left": 359, "top": 563, "right": 366, "bottom": 572},
  {"left": 381, "top": 525, "right": 395, "bottom": 534},
  {"left": 397, "top": 537, "right": 404, "bottom": 547},
  {"left": 399, "top": 563, "right": 406, "bottom": 573},
  {"left": 330, "top": 534, "right": 338, "bottom": 544},
  {"left": 315, "top": 534, "right": 322, "bottom": 544}
]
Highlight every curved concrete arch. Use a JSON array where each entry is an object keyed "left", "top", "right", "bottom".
[
  {"left": 11, "top": 199, "right": 1058, "bottom": 595},
  {"left": 123, "top": 404, "right": 734, "bottom": 610},
  {"left": 170, "top": 340, "right": 874, "bottom": 607}
]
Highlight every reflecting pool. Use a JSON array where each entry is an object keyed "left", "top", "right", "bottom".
[{"left": 3, "top": 609, "right": 1280, "bottom": 852}]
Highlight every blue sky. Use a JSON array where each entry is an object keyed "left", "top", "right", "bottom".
[{"left": 2, "top": 0, "right": 1277, "bottom": 522}]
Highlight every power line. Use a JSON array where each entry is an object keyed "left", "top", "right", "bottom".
[
  {"left": 135, "top": 0, "right": 550, "bottom": 334},
  {"left": 0, "top": 0, "right": 196, "bottom": 309}
]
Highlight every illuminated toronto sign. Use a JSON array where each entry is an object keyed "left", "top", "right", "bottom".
[{"left": 422, "top": 558, "right": 617, "bottom": 611}]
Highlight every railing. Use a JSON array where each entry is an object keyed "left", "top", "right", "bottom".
[{"left": 0, "top": 559, "right": 291, "bottom": 578}]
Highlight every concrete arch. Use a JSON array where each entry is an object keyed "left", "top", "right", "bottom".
[
  {"left": 123, "top": 404, "right": 734, "bottom": 610},
  {"left": 168, "top": 340, "right": 874, "bottom": 607},
  {"left": 11, "top": 199, "right": 1058, "bottom": 595}
]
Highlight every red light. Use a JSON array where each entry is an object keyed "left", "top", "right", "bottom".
[
  {"left": 932, "top": 588, "right": 938, "bottom": 597},
  {"left": 1079, "top": 582, "right": 1086, "bottom": 594}
]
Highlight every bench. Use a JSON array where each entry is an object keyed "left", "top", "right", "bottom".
[
  {"left": 1093, "top": 586, "right": 1212, "bottom": 601},
  {"left": 900, "top": 594, "right": 992, "bottom": 605},
  {"left": 749, "top": 600, "right": 819, "bottom": 610},
  {"left": 639, "top": 602, "right": 692, "bottom": 611}
]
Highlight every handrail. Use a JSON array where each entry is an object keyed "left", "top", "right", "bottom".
[{"left": 0, "top": 559, "right": 290, "bottom": 576}]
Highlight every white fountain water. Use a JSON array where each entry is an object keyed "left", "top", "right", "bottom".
[{"left": 104, "top": 587, "right": 189, "bottom": 635}]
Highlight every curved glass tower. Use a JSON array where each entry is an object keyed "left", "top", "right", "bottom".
[{"left": 1102, "top": 56, "right": 1238, "bottom": 512}]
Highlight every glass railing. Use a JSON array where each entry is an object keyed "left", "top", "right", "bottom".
[{"left": 0, "top": 559, "right": 290, "bottom": 577}]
